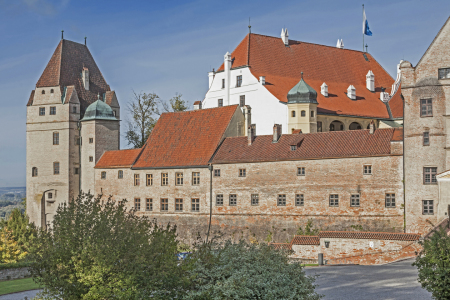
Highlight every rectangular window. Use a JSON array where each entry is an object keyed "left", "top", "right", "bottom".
[
  {"left": 239, "top": 95, "right": 245, "bottom": 107},
  {"left": 191, "top": 198, "right": 200, "bottom": 212},
  {"left": 229, "top": 194, "right": 237, "bottom": 206},
  {"left": 89, "top": 138, "right": 93, "bottom": 144},
  {"left": 50, "top": 107, "right": 56, "bottom": 115},
  {"left": 53, "top": 132, "right": 59, "bottom": 145},
  {"left": 146, "top": 174, "right": 153, "bottom": 186},
  {"left": 72, "top": 106, "right": 77, "bottom": 114},
  {"left": 161, "top": 173, "right": 168, "bottom": 186},
  {"left": 175, "top": 198, "right": 183, "bottom": 212},
  {"left": 101, "top": 171, "right": 106, "bottom": 179},
  {"left": 160, "top": 198, "right": 168, "bottom": 211},
  {"left": 53, "top": 162, "right": 60, "bottom": 175},
  {"left": 290, "top": 145, "right": 297, "bottom": 151},
  {"left": 297, "top": 167, "right": 305, "bottom": 176},
  {"left": 134, "top": 198, "right": 141, "bottom": 211},
  {"left": 192, "top": 172, "right": 200, "bottom": 185},
  {"left": 222, "top": 79, "right": 225, "bottom": 89},
  {"left": 75, "top": 136, "right": 80, "bottom": 145},
  {"left": 216, "top": 194, "right": 223, "bottom": 206},
  {"left": 146, "top": 198, "right": 153, "bottom": 211},
  {"left": 277, "top": 194, "right": 286, "bottom": 206},
  {"left": 351, "top": 194, "right": 360, "bottom": 207},
  {"left": 424, "top": 167, "right": 438, "bottom": 184},
  {"left": 218, "top": 99, "right": 223, "bottom": 107},
  {"left": 239, "top": 169, "right": 246, "bottom": 177},
  {"left": 311, "top": 110, "right": 314, "bottom": 118},
  {"left": 39, "top": 107, "right": 45, "bottom": 116},
  {"left": 329, "top": 194, "right": 339, "bottom": 207},
  {"left": 385, "top": 193, "right": 395, "bottom": 208},
  {"left": 236, "top": 75, "right": 242, "bottom": 87},
  {"left": 89, "top": 156, "right": 93, "bottom": 162},
  {"left": 48, "top": 192, "right": 53, "bottom": 199},
  {"left": 295, "top": 194, "right": 304, "bottom": 206},
  {"left": 423, "top": 200, "right": 434, "bottom": 215},
  {"left": 423, "top": 132, "right": 430, "bottom": 146},
  {"left": 134, "top": 174, "right": 140, "bottom": 186},
  {"left": 420, "top": 99, "right": 433, "bottom": 117},
  {"left": 118, "top": 170, "right": 123, "bottom": 179},
  {"left": 74, "top": 167, "right": 79, "bottom": 175},
  {"left": 438, "top": 68, "right": 450, "bottom": 79},
  {"left": 176, "top": 173, "right": 183, "bottom": 186},
  {"left": 317, "top": 121, "right": 323, "bottom": 132},
  {"left": 214, "top": 169, "right": 221, "bottom": 177},
  {"left": 364, "top": 165, "right": 372, "bottom": 175},
  {"left": 251, "top": 194, "right": 259, "bottom": 206}
]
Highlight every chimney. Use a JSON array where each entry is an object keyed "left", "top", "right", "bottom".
[
  {"left": 259, "top": 76, "right": 266, "bottom": 85},
  {"left": 243, "top": 105, "right": 252, "bottom": 134},
  {"left": 281, "top": 28, "right": 289, "bottom": 46},
  {"left": 380, "top": 87, "right": 390, "bottom": 102},
  {"left": 193, "top": 101, "right": 202, "bottom": 110},
  {"left": 369, "top": 120, "right": 375, "bottom": 134},
  {"left": 336, "top": 39, "right": 344, "bottom": 49},
  {"left": 208, "top": 69, "right": 215, "bottom": 88},
  {"left": 347, "top": 85, "right": 356, "bottom": 100},
  {"left": 224, "top": 52, "right": 232, "bottom": 105},
  {"left": 321, "top": 82, "right": 328, "bottom": 97},
  {"left": 248, "top": 124, "right": 256, "bottom": 146},
  {"left": 82, "top": 67, "right": 89, "bottom": 90},
  {"left": 366, "top": 70, "right": 375, "bottom": 92},
  {"left": 273, "top": 124, "right": 282, "bottom": 143}
]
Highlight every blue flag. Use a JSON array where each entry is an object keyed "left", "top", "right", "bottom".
[{"left": 363, "top": 9, "right": 372, "bottom": 36}]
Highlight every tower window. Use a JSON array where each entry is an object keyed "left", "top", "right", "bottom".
[
  {"left": 32, "top": 167, "right": 38, "bottom": 177},
  {"left": 311, "top": 111, "right": 314, "bottom": 118},
  {"left": 385, "top": 193, "right": 395, "bottom": 207},
  {"left": 236, "top": 75, "right": 242, "bottom": 87},
  {"left": 47, "top": 192, "right": 53, "bottom": 199},
  {"left": 53, "top": 132, "right": 59, "bottom": 145},
  {"left": 423, "top": 132, "right": 430, "bottom": 146},
  {"left": 292, "top": 111, "right": 296, "bottom": 117},
  {"left": 301, "top": 110, "right": 306, "bottom": 117},
  {"left": 50, "top": 107, "right": 56, "bottom": 115},
  {"left": 72, "top": 106, "right": 77, "bottom": 114},
  {"left": 74, "top": 168, "right": 79, "bottom": 175},
  {"left": 53, "top": 162, "right": 60, "bottom": 175},
  {"left": 101, "top": 171, "right": 106, "bottom": 179},
  {"left": 420, "top": 99, "right": 433, "bottom": 117},
  {"left": 89, "top": 138, "right": 93, "bottom": 144},
  {"left": 239, "top": 95, "right": 245, "bottom": 107},
  {"left": 39, "top": 107, "right": 45, "bottom": 116},
  {"left": 218, "top": 99, "right": 223, "bottom": 107},
  {"left": 222, "top": 79, "right": 225, "bottom": 89},
  {"left": 50, "top": 89, "right": 54, "bottom": 93},
  {"left": 89, "top": 156, "right": 93, "bottom": 162},
  {"left": 424, "top": 167, "right": 437, "bottom": 184},
  {"left": 423, "top": 200, "right": 434, "bottom": 215},
  {"left": 41, "top": 90, "right": 45, "bottom": 95},
  {"left": 118, "top": 170, "right": 123, "bottom": 179}
]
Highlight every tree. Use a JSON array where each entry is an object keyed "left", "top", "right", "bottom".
[
  {"left": 161, "top": 93, "right": 188, "bottom": 113},
  {"left": 0, "top": 230, "right": 27, "bottom": 263},
  {"left": 184, "top": 240, "right": 322, "bottom": 300},
  {"left": 125, "top": 91, "right": 159, "bottom": 149},
  {"left": 413, "top": 225, "right": 450, "bottom": 300},
  {"left": 28, "top": 193, "right": 190, "bottom": 300},
  {"left": 0, "top": 208, "right": 36, "bottom": 255}
]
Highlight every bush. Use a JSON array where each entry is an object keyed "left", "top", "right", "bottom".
[
  {"left": 28, "top": 193, "right": 189, "bottom": 300},
  {"left": 184, "top": 239, "right": 322, "bottom": 300},
  {"left": 413, "top": 226, "right": 450, "bottom": 300}
]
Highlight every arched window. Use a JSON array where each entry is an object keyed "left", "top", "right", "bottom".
[
  {"left": 349, "top": 122, "right": 362, "bottom": 130},
  {"left": 330, "top": 120, "right": 344, "bottom": 131},
  {"left": 41, "top": 90, "right": 45, "bottom": 95},
  {"left": 53, "top": 162, "right": 60, "bottom": 175},
  {"left": 32, "top": 167, "right": 38, "bottom": 177},
  {"left": 301, "top": 110, "right": 306, "bottom": 117},
  {"left": 291, "top": 111, "right": 296, "bottom": 117},
  {"left": 50, "top": 89, "right": 54, "bottom": 93},
  {"left": 101, "top": 171, "right": 106, "bottom": 179}
]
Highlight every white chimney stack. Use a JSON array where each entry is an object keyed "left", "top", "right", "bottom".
[
  {"left": 82, "top": 67, "right": 89, "bottom": 90},
  {"left": 193, "top": 101, "right": 202, "bottom": 110},
  {"left": 281, "top": 28, "right": 289, "bottom": 46},
  {"left": 208, "top": 70, "right": 215, "bottom": 88},
  {"left": 336, "top": 39, "right": 344, "bottom": 49},
  {"left": 347, "top": 85, "right": 356, "bottom": 100},
  {"left": 224, "top": 52, "right": 232, "bottom": 105},
  {"left": 259, "top": 76, "right": 266, "bottom": 85},
  {"left": 321, "top": 82, "right": 328, "bottom": 97},
  {"left": 380, "top": 87, "right": 390, "bottom": 102},
  {"left": 366, "top": 70, "right": 375, "bottom": 92}
]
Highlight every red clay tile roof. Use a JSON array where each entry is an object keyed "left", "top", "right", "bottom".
[
  {"left": 133, "top": 105, "right": 239, "bottom": 169},
  {"left": 391, "top": 128, "right": 403, "bottom": 141},
  {"left": 95, "top": 149, "right": 142, "bottom": 169},
  {"left": 193, "top": 100, "right": 201, "bottom": 105},
  {"left": 318, "top": 231, "right": 420, "bottom": 241},
  {"left": 35, "top": 40, "right": 111, "bottom": 115},
  {"left": 216, "top": 33, "right": 402, "bottom": 119},
  {"left": 291, "top": 236, "right": 320, "bottom": 246},
  {"left": 269, "top": 243, "right": 293, "bottom": 250},
  {"left": 27, "top": 90, "right": 35, "bottom": 106},
  {"left": 211, "top": 128, "right": 401, "bottom": 164}
]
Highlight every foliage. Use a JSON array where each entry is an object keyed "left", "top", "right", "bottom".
[
  {"left": 413, "top": 226, "right": 450, "bottom": 300},
  {"left": 184, "top": 239, "right": 322, "bottom": 300},
  {"left": 297, "top": 219, "right": 320, "bottom": 236},
  {"left": 0, "top": 231, "right": 28, "bottom": 263},
  {"left": 28, "top": 193, "right": 190, "bottom": 300},
  {"left": 264, "top": 231, "right": 273, "bottom": 243},
  {"left": 0, "top": 208, "right": 36, "bottom": 254},
  {"left": 350, "top": 224, "right": 364, "bottom": 231},
  {"left": 162, "top": 93, "right": 188, "bottom": 113}
]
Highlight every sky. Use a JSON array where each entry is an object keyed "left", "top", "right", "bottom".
[{"left": 0, "top": 0, "right": 449, "bottom": 187}]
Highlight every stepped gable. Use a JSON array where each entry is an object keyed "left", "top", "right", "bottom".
[
  {"left": 95, "top": 149, "right": 142, "bottom": 169},
  {"left": 216, "top": 33, "right": 402, "bottom": 119},
  {"left": 133, "top": 105, "right": 239, "bottom": 169},
  {"left": 318, "top": 231, "right": 421, "bottom": 241},
  {"left": 35, "top": 39, "right": 111, "bottom": 115},
  {"left": 211, "top": 128, "right": 402, "bottom": 164}
]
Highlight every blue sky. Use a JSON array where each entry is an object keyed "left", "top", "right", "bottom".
[{"left": 0, "top": 0, "right": 449, "bottom": 187}]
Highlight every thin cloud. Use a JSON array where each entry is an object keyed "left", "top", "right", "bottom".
[{"left": 0, "top": 0, "right": 69, "bottom": 16}]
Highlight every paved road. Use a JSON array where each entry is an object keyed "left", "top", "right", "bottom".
[
  {"left": 0, "top": 290, "right": 41, "bottom": 300},
  {"left": 305, "top": 259, "right": 432, "bottom": 300}
]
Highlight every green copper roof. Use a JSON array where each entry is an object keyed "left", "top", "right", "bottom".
[
  {"left": 81, "top": 99, "right": 116, "bottom": 121},
  {"left": 287, "top": 73, "right": 318, "bottom": 104}
]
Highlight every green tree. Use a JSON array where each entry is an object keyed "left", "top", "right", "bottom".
[
  {"left": 0, "top": 208, "right": 36, "bottom": 255},
  {"left": 413, "top": 226, "right": 450, "bottom": 300},
  {"left": 184, "top": 240, "right": 321, "bottom": 300},
  {"left": 28, "top": 193, "right": 189, "bottom": 300},
  {"left": 161, "top": 93, "right": 188, "bottom": 113},
  {"left": 0, "top": 230, "right": 28, "bottom": 263}
]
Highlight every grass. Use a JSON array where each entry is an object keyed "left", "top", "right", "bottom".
[
  {"left": 302, "top": 263, "right": 319, "bottom": 267},
  {"left": 0, "top": 277, "right": 41, "bottom": 296}
]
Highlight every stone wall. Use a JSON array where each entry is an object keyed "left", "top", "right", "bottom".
[{"left": 0, "top": 268, "right": 30, "bottom": 281}]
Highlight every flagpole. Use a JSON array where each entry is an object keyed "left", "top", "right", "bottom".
[{"left": 362, "top": 4, "right": 364, "bottom": 52}]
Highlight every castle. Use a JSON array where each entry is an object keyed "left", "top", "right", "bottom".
[{"left": 26, "top": 17, "right": 450, "bottom": 248}]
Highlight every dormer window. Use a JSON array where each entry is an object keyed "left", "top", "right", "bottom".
[
  {"left": 438, "top": 68, "right": 450, "bottom": 79},
  {"left": 290, "top": 145, "right": 297, "bottom": 151}
]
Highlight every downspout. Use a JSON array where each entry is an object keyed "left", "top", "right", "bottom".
[
  {"left": 206, "top": 164, "right": 213, "bottom": 242},
  {"left": 77, "top": 121, "right": 82, "bottom": 196},
  {"left": 402, "top": 94, "right": 406, "bottom": 233}
]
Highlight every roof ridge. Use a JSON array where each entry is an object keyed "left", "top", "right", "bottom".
[
  {"left": 161, "top": 104, "right": 239, "bottom": 116},
  {"left": 319, "top": 230, "right": 419, "bottom": 235}
]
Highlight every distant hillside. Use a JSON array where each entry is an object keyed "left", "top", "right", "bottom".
[{"left": 0, "top": 187, "right": 26, "bottom": 219}]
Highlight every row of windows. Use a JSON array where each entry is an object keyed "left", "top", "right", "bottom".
[
  {"left": 41, "top": 89, "right": 55, "bottom": 94},
  {"left": 31, "top": 164, "right": 80, "bottom": 177},
  {"left": 134, "top": 198, "right": 200, "bottom": 212},
  {"left": 221, "top": 76, "right": 243, "bottom": 89},
  {"left": 217, "top": 95, "right": 246, "bottom": 108},
  {"left": 291, "top": 110, "right": 314, "bottom": 118},
  {"left": 38, "top": 106, "right": 77, "bottom": 116}
]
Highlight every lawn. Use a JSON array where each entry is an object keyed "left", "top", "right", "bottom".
[{"left": 0, "top": 277, "right": 41, "bottom": 296}]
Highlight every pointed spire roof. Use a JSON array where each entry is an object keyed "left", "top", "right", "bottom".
[
  {"left": 36, "top": 39, "right": 111, "bottom": 116},
  {"left": 287, "top": 73, "right": 318, "bottom": 104}
]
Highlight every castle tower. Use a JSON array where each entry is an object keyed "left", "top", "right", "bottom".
[
  {"left": 287, "top": 74, "right": 318, "bottom": 133},
  {"left": 80, "top": 98, "right": 120, "bottom": 193},
  {"left": 26, "top": 39, "right": 120, "bottom": 227}
]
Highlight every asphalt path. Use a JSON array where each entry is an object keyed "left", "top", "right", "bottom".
[
  {"left": 305, "top": 258, "right": 432, "bottom": 300},
  {"left": 0, "top": 289, "right": 41, "bottom": 300}
]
